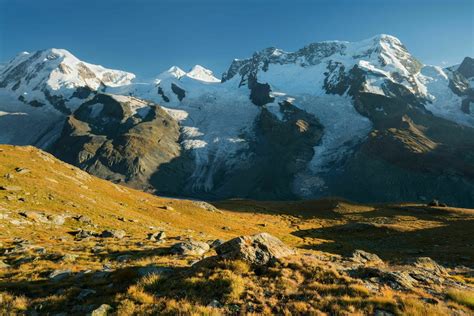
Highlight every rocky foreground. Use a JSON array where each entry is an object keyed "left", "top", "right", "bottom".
[{"left": 0, "top": 145, "right": 473, "bottom": 315}]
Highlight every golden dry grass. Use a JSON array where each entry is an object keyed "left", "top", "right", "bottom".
[{"left": 0, "top": 144, "right": 473, "bottom": 315}]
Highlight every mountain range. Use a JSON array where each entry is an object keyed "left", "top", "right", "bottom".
[{"left": 0, "top": 34, "right": 473, "bottom": 206}]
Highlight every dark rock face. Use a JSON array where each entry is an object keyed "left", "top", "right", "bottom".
[
  {"left": 448, "top": 57, "right": 474, "bottom": 115},
  {"left": 457, "top": 57, "right": 474, "bottom": 79},
  {"left": 248, "top": 78, "right": 274, "bottom": 106},
  {"left": 171, "top": 83, "right": 185, "bottom": 101},
  {"left": 150, "top": 100, "right": 323, "bottom": 201},
  {"left": 50, "top": 93, "right": 182, "bottom": 190}
]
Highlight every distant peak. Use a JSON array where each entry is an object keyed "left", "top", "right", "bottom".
[
  {"left": 370, "top": 34, "right": 402, "bottom": 43},
  {"left": 186, "top": 65, "right": 220, "bottom": 83},
  {"left": 165, "top": 66, "right": 187, "bottom": 79}
]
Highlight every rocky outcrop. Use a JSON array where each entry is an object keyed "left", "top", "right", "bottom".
[
  {"left": 50, "top": 93, "right": 182, "bottom": 190},
  {"left": 215, "top": 233, "right": 295, "bottom": 265}
]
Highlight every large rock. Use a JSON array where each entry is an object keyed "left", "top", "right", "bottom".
[
  {"left": 351, "top": 249, "right": 384, "bottom": 265},
  {"left": 170, "top": 240, "right": 210, "bottom": 256},
  {"left": 215, "top": 233, "right": 295, "bottom": 265},
  {"left": 101, "top": 229, "right": 126, "bottom": 239}
]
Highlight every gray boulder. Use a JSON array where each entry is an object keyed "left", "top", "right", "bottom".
[
  {"left": 215, "top": 233, "right": 295, "bottom": 265},
  {"left": 171, "top": 240, "right": 210, "bottom": 256},
  {"left": 101, "top": 229, "right": 126, "bottom": 239}
]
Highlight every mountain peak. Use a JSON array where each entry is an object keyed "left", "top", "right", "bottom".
[
  {"left": 186, "top": 65, "right": 220, "bottom": 83},
  {"left": 0, "top": 48, "right": 135, "bottom": 113}
]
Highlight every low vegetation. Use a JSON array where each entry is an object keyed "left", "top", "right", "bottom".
[{"left": 0, "top": 145, "right": 473, "bottom": 315}]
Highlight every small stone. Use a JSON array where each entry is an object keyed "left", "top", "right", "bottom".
[
  {"left": 34, "top": 247, "right": 46, "bottom": 254},
  {"left": 0, "top": 185, "right": 22, "bottom": 191},
  {"left": 15, "top": 167, "right": 30, "bottom": 174},
  {"left": 77, "top": 289, "right": 96, "bottom": 301},
  {"left": 163, "top": 205, "right": 174, "bottom": 211},
  {"left": 90, "top": 304, "right": 112, "bottom": 316},
  {"left": 222, "top": 226, "right": 231, "bottom": 231},
  {"left": 116, "top": 255, "right": 132, "bottom": 262},
  {"left": 208, "top": 299, "right": 222, "bottom": 308},
  {"left": 0, "top": 260, "right": 10, "bottom": 269}
]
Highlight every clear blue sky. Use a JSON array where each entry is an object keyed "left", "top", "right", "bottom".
[{"left": 0, "top": 0, "right": 473, "bottom": 79}]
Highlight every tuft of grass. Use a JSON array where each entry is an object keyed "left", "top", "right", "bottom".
[
  {"left": 399, "top": 297, "right": 451, "bottom": 316},
  {"left": 446, "top": 288, "right": 474, "bottom": 309},
  {"left": 0, "top": 292, "right": 29, "bottom": 314}
]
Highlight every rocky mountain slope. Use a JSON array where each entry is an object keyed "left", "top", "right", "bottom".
[
  {"left": 0, "top": 145, "right": 473, "bottom": 315},
  {"left": 0, "top": 35, "right": 473, "bottom": 206}
]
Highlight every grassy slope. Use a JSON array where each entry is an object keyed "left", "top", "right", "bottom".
[{"left": 0, "top": 145, "right": 473, "bottom": 314}]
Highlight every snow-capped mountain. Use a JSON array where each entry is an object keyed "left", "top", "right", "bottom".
[
  {"left": 0, "top": 48, "right": 134, "bottom": 113},
  {"left": 1, "top": 35, "right": 473, "bottom": 206}
]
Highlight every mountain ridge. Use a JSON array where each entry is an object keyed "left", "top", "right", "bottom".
[{"left": 0, "top": 34, "right": 473, "bottom": 206}]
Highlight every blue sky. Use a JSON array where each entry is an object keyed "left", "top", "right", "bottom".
[{"left": 0, "top": 0, "right": 473, "bottom": 79}]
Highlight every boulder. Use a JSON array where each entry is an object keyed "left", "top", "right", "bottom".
[
  {"left": 19, "top": 211, "right": 49, "bottom": 223},
  {"left": 351, "top": 249, "right": 384, "bottom": 265},
  {"left": 49, "top": 269, "right": 72, "bottom": 282},
  {"left": 170, "top": 240, "right": 210, "bottom": 256},
  {"left": 148, "top": 231, "right": 166, "bottom": 241},
  {"left": 101, "top": 229, "right": 126, "bottom": 239},
  {"left": 192, "top": 201, "right": 220, "bottom": 212},
  {"left": 75, "top": 215, "right": 93, "bottom": 224},
  {"left": 47, "top": 214, "right": 66, "bottom": 225},
  {"left": 74, "top": 229, "right": 95, "bottom": 239},
  {"left": 215, "top": 233, "right": 295, "bottom": 265}
]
